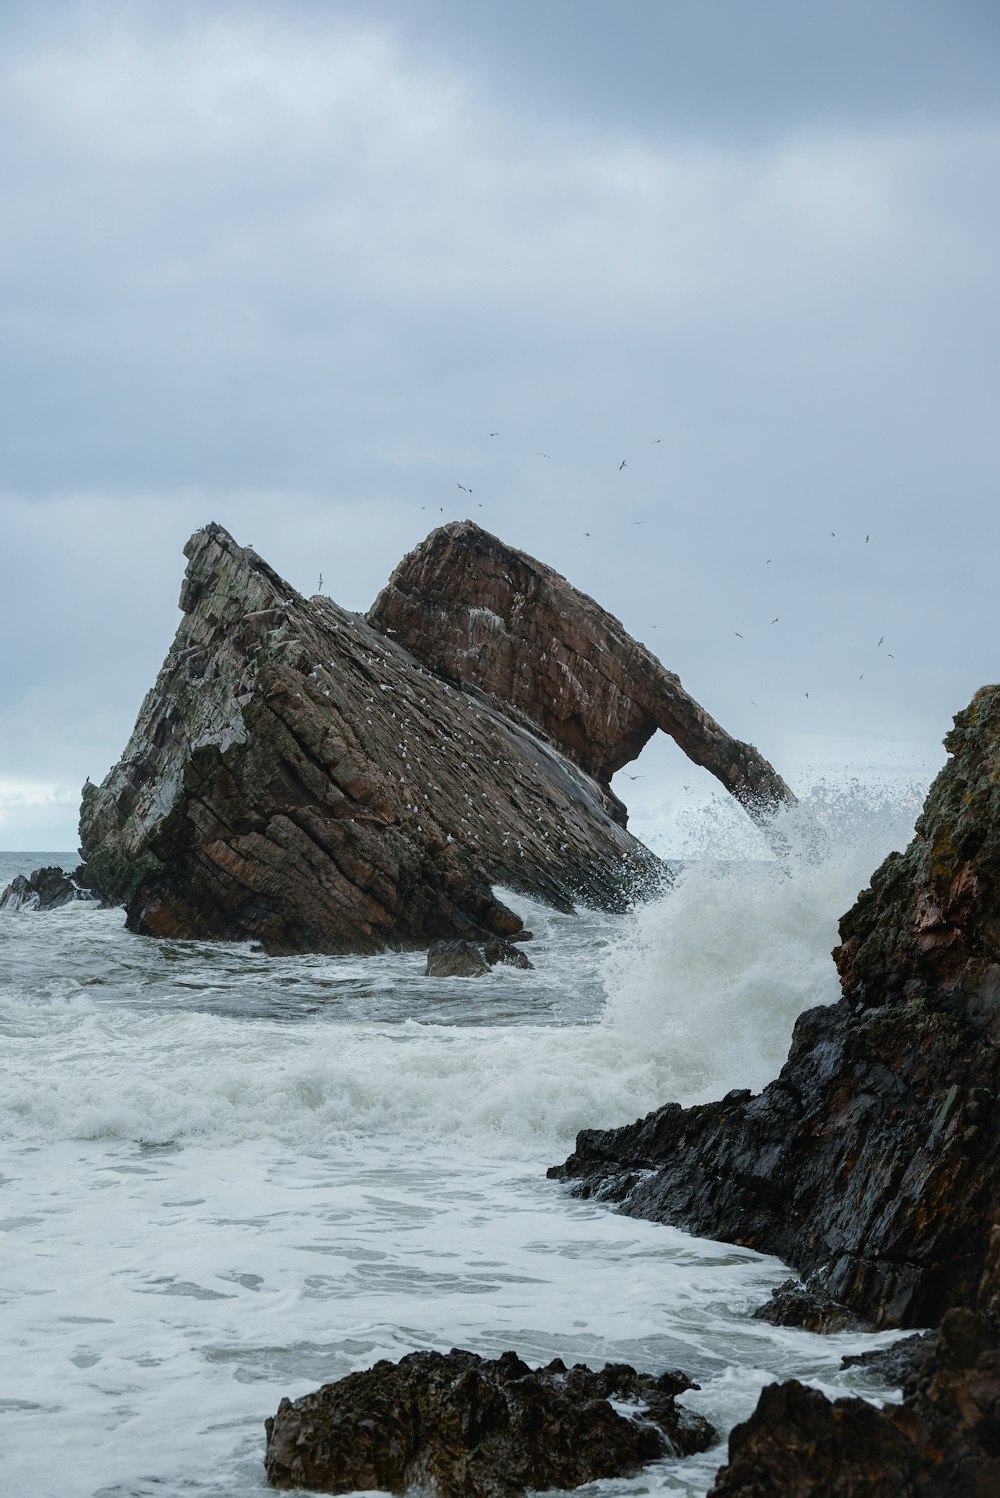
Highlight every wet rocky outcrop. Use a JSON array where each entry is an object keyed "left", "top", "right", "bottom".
[
  {"left": 370, "top": 521, "right": 794, "bottom": 824},
  {"left": 425, "top": 937, "right": 533, "bottom": 976},
  {"left": 707, "top": 1219, "right": 1000, "bottom": 1497},
  {"left": 78, "top": 524, "right": 664, "bottom": 955},
  {"left": 0, "top": 865, "right": 94, "bottom": 911},
  {"left": 551, "top": 687, "right": 1000, "bottom": 1331},
  {"left": 263, "top": 1348, "right": 714, "bottom": 1497}
]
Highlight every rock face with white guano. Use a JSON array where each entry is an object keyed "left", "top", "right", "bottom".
[{"left": 78, "top": 524, "right": 661, "bottom": 954}]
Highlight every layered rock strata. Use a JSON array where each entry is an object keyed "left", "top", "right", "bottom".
[
  {"left": 78, "top": 524, "right": 661, "bottom": 954},
  {"left": 551, "top": 687, "right": 1000, "bottom": 1331},
  {"left": 263, "top": 1348, "right": 714, "bottom": 1497},
  {"left": 370, "top": 522, "right": 794, "bottom": 822}
]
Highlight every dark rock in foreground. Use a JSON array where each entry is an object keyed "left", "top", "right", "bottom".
[
  {"left": 0, "top": 865, "right": 95, "bottom": 911},
  {"left": 708, "top": 1220, "right": 1000, "bottom": 1496},
  {"left": 263, "top": 1348, "right": 714, "bottom": 1497},
  {"left": 425, "top": 937, "right": 533, "bottom": 976},
  {"left": 78, "top": 524, "right": 663, "bottom": 954},
  {"left": 751, "top": 1279, "right": 862, "bottom": 1333},
  {"left": 371, "top": 521, "right": 794, "bottom": 824},
  {"left": 551, "top": 687, "right": 1000, "bottom": 1329}
]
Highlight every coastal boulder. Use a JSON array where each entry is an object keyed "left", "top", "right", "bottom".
[
  {"left": 0, "top": 865, "right": 95, "bottom": 911},
  {"left": 370, "top": 521, "right": 794, "bottom": 824},
  {"left": 77, "top": 525, "right": 661, "bottom": 955},
  {"left": 707, "top": 1218, "right": 1000, "bottom": 1497},
  {"left": 425, "top": 937, "right": 534, "bottom": 977},
  {"left": 263, "top": 1348, "right": 714, "bottom": 1497},
  {"left": 551, "top": 686, "right": 1000, "bottom": 1329}
]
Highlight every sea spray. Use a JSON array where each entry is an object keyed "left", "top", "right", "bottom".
[
  {"left": 0, "top": 803, "right": 918, "bottom": 1498},
  {"left": 601, "top": 779, "right": 928, "bottom": 1103}
]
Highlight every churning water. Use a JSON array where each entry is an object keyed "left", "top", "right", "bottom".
[{"left": 0, "top": 788, "right": 923, "bottom": 1497}]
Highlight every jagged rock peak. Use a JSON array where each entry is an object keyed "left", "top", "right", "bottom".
[
  {"left": 78, "top": 523, "right": 660, "bottom": 954},
  {"left": 370, "top": 520, "right": 793, "bottom": 821}
]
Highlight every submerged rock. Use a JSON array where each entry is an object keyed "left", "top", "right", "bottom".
[
  {"left": 708, "top": 1220, "right": 1000, "bottom": 1496},
  {"left": 550, "top": 687, "right": 1000, "bottom": 1330},
  {"left": 371, "top": 521, "right": 794, "bottom": 825},
  {"left": 78, "top": 524, "right": 662, "bottom": 955},
  {"left": 0, "top": 865, "right": 95, "bottom": 911},
  {"left": 263, "top": 1347, "right": 714, "bottom": 1497},
  {"left": 426, "top": 939, "right": 490, "bottom": 977},
  {"left": 425, "top": 937, "right": 533, "bottom": 977}
]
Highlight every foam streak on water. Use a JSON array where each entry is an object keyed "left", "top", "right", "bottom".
[{"left": 0, "top": 790, "right": 923, "bottom": 1498}]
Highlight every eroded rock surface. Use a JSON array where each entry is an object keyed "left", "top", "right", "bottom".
[
  {"left": 263, "top": 1348, "right": 714, "bottom": 1497},
  {"left": 551, "top": 687, "right": 1000, "bottom": 1329},
  {"left": 0, "top": 865, "right": 95, "bottom": 911},
  {"left": 79, "top": 524, "right": 660, "bottom": 954},
  {"left": 707, "top": 1219, "right": 1000, "bottom": 1497},
  {"left": 370, "top": 522, "right": 793, "bottom": 822}
]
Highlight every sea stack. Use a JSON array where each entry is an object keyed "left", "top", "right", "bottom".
[{"left": 76, "top": 521, "right": 791, "bottom": 957}]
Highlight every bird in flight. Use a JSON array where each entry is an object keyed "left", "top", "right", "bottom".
[
  {"left": 538, "top": 451, "right": 552, "bottom": 459},
  {"left": 619, "top": 459, "right": 627, "bottom": 471},
  {"left": 878, "top": 636, "right": 884, "bottom": 647},
  {"left": 624, "top": 774, "right": 645, "bottom": 780},
  {"left": 771, "top": 617, "right": 780, "bottom": 624},
  {"left": 489, "top": 432, "right": 499, "bottom": 437},
  {"left": 866, "top": 534, "right": 870, "bottom": 543},
  {"left": 456, "top": 483, "right": 471, "bottom": 493},
  {"left": 632, "top": 520, "right": 645, "bottom": 525},
  {"left": 652, "top": 438, "right": 663, "bottom": 444},
  {"left": 734, "top": 631, "right": 743, "bottom": 639},
  {"left": 805, "top": 692, "right": 809, "bottom": 698},
  {"left": 830, "top": 532, "right": 836, "bottom": 538}
]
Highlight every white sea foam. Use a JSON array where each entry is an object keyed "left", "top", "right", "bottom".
[{"left": 0, "top": 787, "right": 924, "bottom": 1497}]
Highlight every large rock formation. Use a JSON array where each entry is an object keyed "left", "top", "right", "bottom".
[
  {"left": 78, "top": 524, "right": 661, "bottom": 954},
  {"left": 551, "top": 687, "right": 1000, "bottom": 1331},
  {"left": 263, "top": 1348, "right": 714, "bottom": 1497},
  {"left": 370, "top": 521, "right": 794, "bottom": 821},
  {"left": 707, "top": 1217, "right": 1000, "bottom": 1497},
  {"left": 78, "top": 521, "right": 792, "bottom": 957}
]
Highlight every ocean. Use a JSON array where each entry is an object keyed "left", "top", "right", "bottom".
[{"left": 0, "top": 790, "right": 921, "bottom": 1498}]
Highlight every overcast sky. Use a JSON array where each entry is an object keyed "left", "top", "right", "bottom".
[{"left": 2, "top": 0, "right": 999, "bottom": 851}]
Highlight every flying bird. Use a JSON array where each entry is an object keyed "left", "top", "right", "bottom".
[
  {"left": 624, "top": 774, "right": 645, "bottom": 781},
  {"left": 538, "top": 451, "right": 552, "bottom": 459},
  {"left": 619, "top": 459, "right": 626, "bottom": 471},
  {"left": 878, "top": 636, "right": 884, "bottom": 647},
  {"left": 317, "top": 573, "right": 323, "bottom": 592},
  {"left": 866, "top": 534, "right": 870, "bottom": 543},
  {"left": 652, "top": 438, "right": 663, "bottom": 444},
  {"left": 734, "top": 631, "right": 743, "bottom": 639},
  {"left": 771, "top": 617, "right": 780, "bottom": 624},
  {"left": 489, "top": 432, "right": 499, "bottom": 437},
  {"left": 456, "top": 483, "right": 471, "bottom": 493}
]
